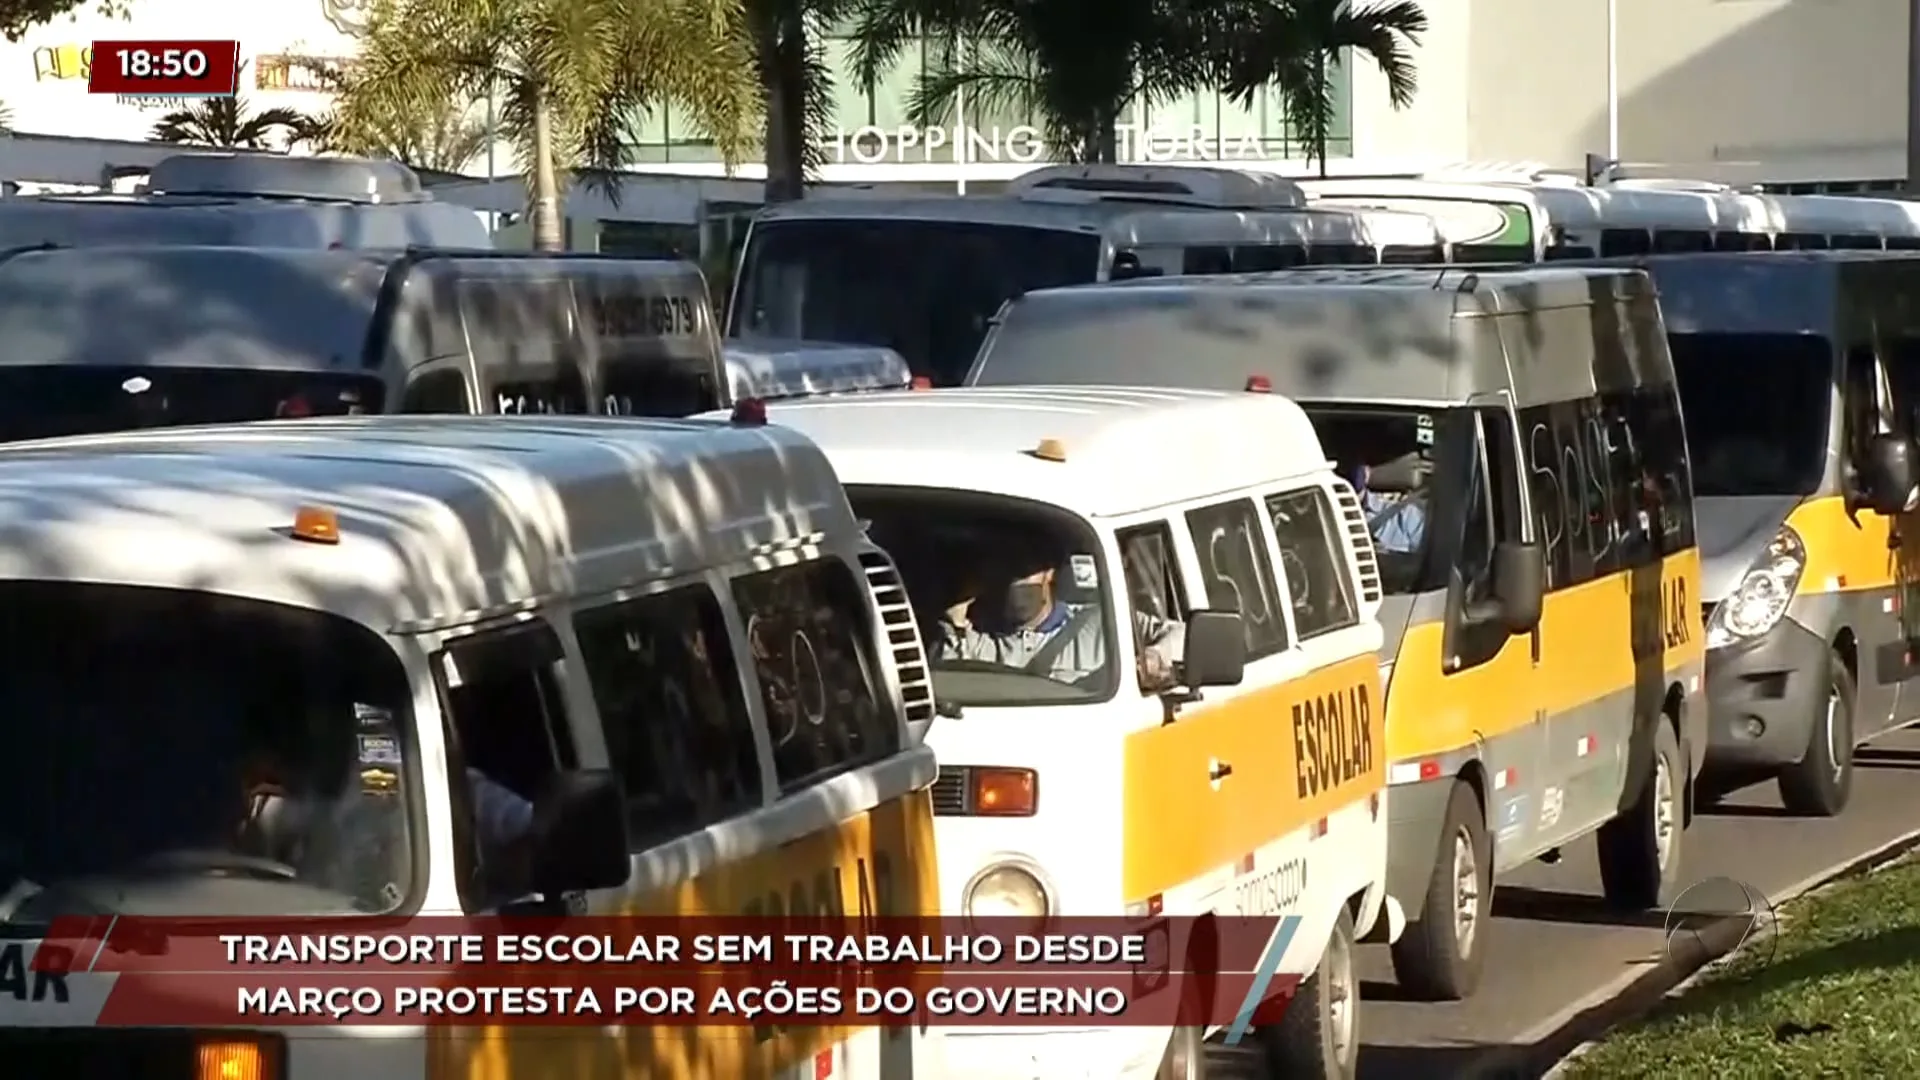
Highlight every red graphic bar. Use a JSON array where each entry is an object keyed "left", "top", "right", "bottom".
[{"left": 88, "top": 40, "right": 240, "bottom": 96}]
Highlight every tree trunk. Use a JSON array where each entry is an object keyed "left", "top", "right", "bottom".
[
  {"left": 1313, "top": 52, "right": 1329, "bottom": 179},
  {"left": 1095, "top": 105, "right": 1119, "bottom": 164},
  {"left": 529, "top": 88, "right": 564, "bottom": 252},
  {"left": 759, "top": 3, "right": 809, "bottom": 203}
]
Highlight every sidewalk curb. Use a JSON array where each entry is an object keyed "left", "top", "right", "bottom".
[{"left": 1457, "top": 822, "right": 1920, "bottom": 1080}]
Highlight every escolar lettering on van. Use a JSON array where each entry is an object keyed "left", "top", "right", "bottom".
[
  {"left": 1663, "top": 576, "right": 1690, "bottom": 648},
  {"left": 740, "top": 852, "right": 898, "bottom": 1044},
  {"left": 593, "top": 294, "right": 697, "bottom": 337},
  {"left": 1292, "top": 682, "right": 1376, "bottom": 799},
  {"left": 739, "top": 851, "right": 897, "bottom": 921},
  {"left": 1630, "top": 574, "right": 1692, "bottom": 662},
  {"left": 0, "top": 942, "right": 69, "bottom": 1003}
]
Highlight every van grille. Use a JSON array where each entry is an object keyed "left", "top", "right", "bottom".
[
  {"left": 931, "top": 767, "right": 969, "bottom": 815},
  {"left": 860, "top": 548, "right": 936, "bottom": 729},
  {"left": 1331, "top": 480, "right": 1384, "bottom": 603}
]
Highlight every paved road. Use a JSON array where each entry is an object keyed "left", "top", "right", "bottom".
[{"left": 1208, "top": 726, "right": 1920, "bottom": 1079}]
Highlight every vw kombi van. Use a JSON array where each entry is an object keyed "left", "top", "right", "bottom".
[
  {"left": 721, "top": 385, "right": 1395, "bottom": 1079},
  {"left": 0, "top": 414, "right": 940, "bottom": 1079}
]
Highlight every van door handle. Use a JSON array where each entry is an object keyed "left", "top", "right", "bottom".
[{"left": 1209, "top": 761, "right": 1234, "bottom": 781}]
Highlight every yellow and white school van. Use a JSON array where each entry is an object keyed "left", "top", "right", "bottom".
[
  {"left": 0, "top": 414, "right": 942, "bottom": 1079},
  {"left": 729, "top": 385, "right": 1396, "bottom": 1080},
  {"left": 1597, "top": 251, "right": 1920, "bottom": 816},
  {"left": 967, "top": 266, "right": 1709, "bottom": 1003}
]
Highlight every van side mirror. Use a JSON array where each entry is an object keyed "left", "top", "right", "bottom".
[
  {"left": 527, "top": 769, "right": 631, "bottom": 894},
  {"left": 1860, "top": 433, "right": 1920, "bottom": 515},
  {"left": 1490, "top": 541, "right": 1545, "bottom": 634},
  {"left": 1178, "top": 609, "right": 1246, "bottom": 688}
]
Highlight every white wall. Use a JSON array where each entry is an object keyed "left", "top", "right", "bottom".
[
  {"left": 1452, "top": 0, "right": 1909, "bottom": 183},
  {"left": 1349, "top": 0, "right": 1472, "bottom": 164}
]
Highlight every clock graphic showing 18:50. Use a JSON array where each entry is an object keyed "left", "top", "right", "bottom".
[{"left": 86, "top": 40, "right": 242, "bottom": 97}]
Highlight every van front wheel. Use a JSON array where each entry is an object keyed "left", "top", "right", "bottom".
[
  {"left": 1598, "top": 719, "right": 1683, "bottom": 909},
  {"left": 1777, "top": 654, "right": 1855, "bottom": 817},
  {"left": 1156, "top": 1024, "right": 1207, "bottom": 1080},
  {"left": 1388, "top": 780, "right": 1489, "bottom": 1001},
  {"left": 1262, "top": 906, "right": 1358, "bottom": 1080}
]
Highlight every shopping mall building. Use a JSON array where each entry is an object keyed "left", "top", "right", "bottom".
[{"left": 0, "top": 0, "right": 1905, "bottom": 196}]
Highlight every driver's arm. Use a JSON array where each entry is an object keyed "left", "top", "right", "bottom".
[
  {"left": 1132, "top": 612, "right": 1186, "bottom": 691},
  {"left": 469, "top": 768, "right": 537, "bottom": 883},
  {"left": 936, "top": 600, "right": 995, "bottom": 660}
]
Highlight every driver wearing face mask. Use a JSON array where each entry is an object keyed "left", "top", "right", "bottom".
[{"left": 936, "top": 544, "right": 1184, "bottom": 689}]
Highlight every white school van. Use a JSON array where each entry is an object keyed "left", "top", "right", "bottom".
[
  {"left": 0, "top": 415, "right": 941, "bottom": 1080},
  {"left": 715, "top": 385, "right": 1395, "bottom": 1079}
]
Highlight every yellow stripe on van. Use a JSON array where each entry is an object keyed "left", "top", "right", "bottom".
[
  {"left": 1121, "top": 652, "right": 1383, "bottom": 904},
  {"left": 1385, "top": 550, "right": 1704, "bottom": 763},
  {"left": 1786, "top": 496, "right": 1898, "bottom": 593},
  {"left": 427, "top": 789, "right": 938, "bottom": 1080}
]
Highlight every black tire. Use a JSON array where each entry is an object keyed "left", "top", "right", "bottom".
[
  {"left": 1388, "top": 781, "right": 1490, "bottom": 1001},
  {"left": 1156, "top": 1024, "right": 1208, "bottom": 1080},
  {"left": 1778, "top": 654, "right": 1856, "bottom": 817},
  {"left": 1156, "top": 916, "right": 1217, "bottom": 1080},
  {"left": 1263, "top": 907, "right": 1359, "bottom": 1080},
  {"left": 1598, "top": 719, "right": 1684, "bottom": 909}
]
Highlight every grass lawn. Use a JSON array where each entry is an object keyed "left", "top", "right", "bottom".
[{"left": 1559, "top": 854, "right": 1920, "bottom": 1077}]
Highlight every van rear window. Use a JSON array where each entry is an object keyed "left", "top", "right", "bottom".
[{"left": 0, "top": 366, "right": 383, "bottom": 442}]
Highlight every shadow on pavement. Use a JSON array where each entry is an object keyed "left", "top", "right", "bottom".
[
  {"left": 1856, "top": 746, "right": 1920, "bottom": 770},
  {"left": 1696, "top": 801, "right": 1795, "bottom": 819},
  {"left": 1491, "top": 886, "right": 1667, "bottom": 930},
  {"left": 1359, "top": 977, "right": 1425, "bottom": 1003},
  {"left": 1360, "top": 1039, "right": 1532, "bottom": 1080}
]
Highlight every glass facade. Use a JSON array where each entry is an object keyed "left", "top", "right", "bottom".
[{"left": 626, "top": 35, "right": 1353, "bottom": 167}]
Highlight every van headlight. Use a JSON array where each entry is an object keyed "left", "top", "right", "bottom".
[
  {"left": 963, "top": 862, "right": 1050, "bottom": 921},
  {"left": 1707, "top": 526, "right": 1806, "bottom": 649}
]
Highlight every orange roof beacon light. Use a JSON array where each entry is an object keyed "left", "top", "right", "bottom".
[
  {"left": 1245, "top": 375, "right": 1271, "bottom": 393},
  {"left": 731, "top": 398, "right": 768, "bottom": 426},
  {"left": 1031, "top": 438, "right": 1068, "bottom": 462},
  {"left": 911, "top": 376, "right": 932, "bottom": 390},
  {"left": 289, "top": 505, "right": 341, "bottom": 545}
]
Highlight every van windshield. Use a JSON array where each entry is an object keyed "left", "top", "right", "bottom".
[
  {"left": 0, "top": 366, "right": 385, "bottom": 442},
  {"left": 0, "top": 583, "right": 418, "bottom": 920},
  {"left": 1303, "top": 404, "right": 1439, "bottom": 595},
  {"left": 850, "top": 487, "right": 1118, "bottom": 705},
  {"left": 731, "top": 218, "right": 1102, "bottom": 386},
  {"left": 1669, "top": 333, "right": 1830, "bottom": 497}
]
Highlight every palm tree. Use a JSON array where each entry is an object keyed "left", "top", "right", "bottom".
[
  {"left": 150, "top": 96, "right": 309, "bottom": 150},
  {"left": 846, "top": 0, "right": 1214, "bottom": 164},
  {"left": 290, "top": 81, "right": 494, "bottom": 175},
  {"left": 746, "top": 0, "right": 843, "bottom": 202},
  {"left": 1209, "top": 0, "right": 1426, "bottom": 176},
  {"left": 333, "top": 0, "right": 760, "bottom": 251}
]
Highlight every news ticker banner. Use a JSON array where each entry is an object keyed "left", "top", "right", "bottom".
[
  {"left": 11, "top": 916, "right": 1308, "bottom": 1030},
  {"left": 86, "top": 41, "right": 242, "bottom": 96}
]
